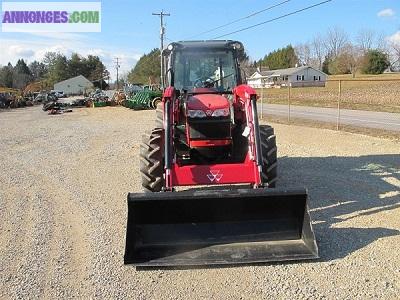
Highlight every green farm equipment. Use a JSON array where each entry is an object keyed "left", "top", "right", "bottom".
[
  {"left": 125, "top": 89, "right": 162, "bottom": 110},
  {"left": 93, "top": 101, "right": 108, "bottom": 107}
]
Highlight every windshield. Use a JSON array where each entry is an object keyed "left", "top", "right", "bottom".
[{"left": 173, "top": 50, "right": 236, "bottom": 92}]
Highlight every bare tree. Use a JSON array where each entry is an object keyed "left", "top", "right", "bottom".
[
  {"left": 295, "top": 42, "right": 312, "bottom": 66},
  {"left": 324, "top": 27, "right": 349, "bottom": 58},
  {"left": 390, "top": 41, "right": 400, "bottom": 71},
  {"left": 311, "top": 34, "right": 325, "bottom": 70},
  {"left": 357, "top": 29, "right": 389, "bottom": 53},
  {"left": 342, "top": 44, "right": 364, "bottom": 78},
  {"left": 375, "top": 32, "right": 389, "bottom": 52},
  {"left": 356, "top": 29, "right": 375, "bottom": 52}
]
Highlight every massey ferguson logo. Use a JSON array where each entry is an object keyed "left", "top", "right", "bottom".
[
  {"left": 205, "top": 110, "right": 213, "bottom": 116},
  {"left": 207, "top": 170, "right": 223, "bottom": 182}
]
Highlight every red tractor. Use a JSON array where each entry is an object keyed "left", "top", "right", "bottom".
[{"left": 125, "top": 41, "right": 318, "bottom": 266}]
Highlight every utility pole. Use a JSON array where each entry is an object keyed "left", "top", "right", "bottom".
[
  {"left": 152, "top": 10, "right": 170, "bottom": 88},
  {"left": 114, "top": 57, "right": 121, "bottom": 90}
]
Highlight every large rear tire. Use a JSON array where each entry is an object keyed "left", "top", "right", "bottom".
[
  {"left": 155, "top": 102, "right": 163, "bottom": 128},
  {"left": 140, "top": 128, "right": 164, "bottom": 192},
  {"left": 259, "top": 125, "right": 278, "bottom": 188}
]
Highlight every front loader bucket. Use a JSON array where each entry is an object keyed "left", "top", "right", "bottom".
[{"left": 124, "top": 188, "right": 318, "bottom": 267}]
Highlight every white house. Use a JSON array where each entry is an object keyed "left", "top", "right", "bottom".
[
  {"left": 247, "top": 66, "right": 327, "bottom": 88},
  {"left": 54, "top": 75, "right": 94, "bottom": 95}
]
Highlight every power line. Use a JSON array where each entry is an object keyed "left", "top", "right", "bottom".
[
  {"left": 186, "top": 0, "right": 293, "bottom": 39},
  {"left": 212, "top": 0, "right": 333, "bottom": 39}
]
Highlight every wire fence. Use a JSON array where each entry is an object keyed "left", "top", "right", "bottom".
[{"left": 257, "top": 78, "right": 400, "bottom": 132}]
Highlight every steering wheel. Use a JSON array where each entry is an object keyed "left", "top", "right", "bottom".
[{"left": 193, "top": 77, "right": 214, "bottom": 88}]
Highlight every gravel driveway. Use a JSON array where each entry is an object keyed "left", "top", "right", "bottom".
[{"left": 0, "top": 106, "right": 399, "bottom": 299}]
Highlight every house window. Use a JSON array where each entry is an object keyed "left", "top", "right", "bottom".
[{"left": 319, "top": 76, "right": 321, "bottom": 81}]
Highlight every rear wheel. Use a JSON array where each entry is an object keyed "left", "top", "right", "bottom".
[
  {"left": 259, "top": 125, "right": 278, "bottom": 188},
  {"left": 151, "top": 97, "right": 162, "bottom": 109},
  {"left": 140, "top": 128, "right": 164, "bottom": 192}
]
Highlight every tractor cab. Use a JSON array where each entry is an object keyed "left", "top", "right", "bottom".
[
  {"left": 164, "top": 41, "right": 245, "bottom": 160},
  {"left": 165, "top": 40, "right": 243, "bottom": 92}
]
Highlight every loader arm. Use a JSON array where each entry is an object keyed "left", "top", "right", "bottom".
[
  {"left": 233, "top": 84, "right": 263, "bottom": 187},
  {"left": 161, "top": 86, "right": 177, "bottom": 191}
]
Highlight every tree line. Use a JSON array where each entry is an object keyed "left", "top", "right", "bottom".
[
  {"left": 250, "top": 28, "right": 395, "bottom": 76},
  {"left": 292, "top": 27, "right": 396, "bottom": 76},
  {"left": 127, "top": 27, "right": 399, "bottom": 84},
  {"left": 0, "top": 53, "right": 109, "bottom": 90}
]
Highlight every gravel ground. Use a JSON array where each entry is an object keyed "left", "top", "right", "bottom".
[{"left": 0, "top": 106, "right": 399, "bottom": 299}]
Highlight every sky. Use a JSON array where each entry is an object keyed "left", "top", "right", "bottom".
[{"left": 0, "top": 0, "right": 399, "bottom": 80}]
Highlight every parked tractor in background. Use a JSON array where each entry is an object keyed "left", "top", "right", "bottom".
[
  {"left": 124, "top": 84, "right": 162, "bottom": 110},
  {"left": 124, "top": 40, "right": 318, "bottom": 266}
]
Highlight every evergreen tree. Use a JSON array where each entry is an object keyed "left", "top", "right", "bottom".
[
  {"left": 85, "top": 55, "right": 107, "bottom": 82},
  {"left": 13, "top": 59, "right": 32, "bottom": 89},
  {"left": 43, "top": 52, "right": 68, "bottom": 85},
  {"left": 261, "top": 45, "right": 299, "bottom": 70},
  {"left": 127, "top": 49, "right": 161, "bottom": 84},
  {"left": 361, "top": 50, "right": 390, "bottom": 75},
  {"left": 0, "top": 63, "right": 14, "bottom": 88},
  {"left": 29, "top": 61, "right": 47, "bottom": 81},
  {"left": 322, "top": 54, "right": 332, "bottom": 75},
  {"left": 67, "top": 53, "right": 85, "bottom": 78}
]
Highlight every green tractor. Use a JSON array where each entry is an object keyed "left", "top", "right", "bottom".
[{"left": 125, "top": 85, "right": 162, "bottom": 110}]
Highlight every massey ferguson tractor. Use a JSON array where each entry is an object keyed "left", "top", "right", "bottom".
[{"left": 124, "top": 40, "right": 318, "bottom": 266}]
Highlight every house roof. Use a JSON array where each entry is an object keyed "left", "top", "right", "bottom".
[
  {"left": 54, "top": 75, "right": 93, "bottom": 86},
  {"left": 250, "top": 66, "right": 327, "bottom": 79}
]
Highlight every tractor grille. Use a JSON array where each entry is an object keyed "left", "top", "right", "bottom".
[{"left": 189, "top": 118, "right": 231, "bottom": 139}]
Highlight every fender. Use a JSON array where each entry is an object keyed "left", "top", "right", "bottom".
[
  {"left": 162, "top": 86, "right": 175, "bottom": 100},
  {"left": 233, "top": 84, "right": 258, "bottom": 105}
]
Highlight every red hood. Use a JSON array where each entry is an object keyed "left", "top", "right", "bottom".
[{"left": 187, "top": 93, "right": 229, "bottom": 111}]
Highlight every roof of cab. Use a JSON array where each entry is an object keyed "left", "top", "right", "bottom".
[{"left": 167, "top": 40, "right": 243, "bottom": 51}]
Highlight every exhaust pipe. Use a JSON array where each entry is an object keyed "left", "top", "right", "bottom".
[{"left": 124, "top": 188, "right": 318, "bottom": 267}]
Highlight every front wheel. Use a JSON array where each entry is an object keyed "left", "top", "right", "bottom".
[
  {"left": 139, "top": 128, "right": 165, "bottom": 192},
  {"left": 259, "top": 125, "right": 278, "bottom": 188}
]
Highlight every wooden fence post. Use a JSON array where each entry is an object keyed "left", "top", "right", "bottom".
[
  {"left": 288, "top": 84, "right": 291, "bottom": 123},
  {"left": 260, "top": 80, "right": 264, "bottom": 120},
  {"left": 337, "top": 80, "right": 342, "bottom": 131}
]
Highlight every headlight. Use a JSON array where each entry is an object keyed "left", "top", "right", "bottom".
[
  {"left": 188, "top": 110, "right": 207, "bottom": 118},
  {"left": 212, "top": 108, "right": 230, "bottom": 117}
]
